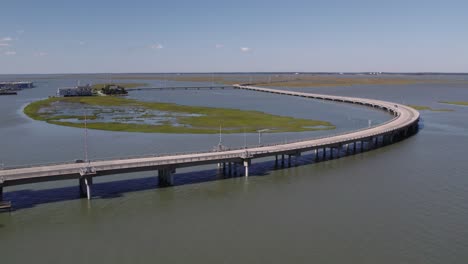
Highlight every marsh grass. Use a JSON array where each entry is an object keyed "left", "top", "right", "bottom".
[
  {"left": 24, "top": 97, "right": 335, "bottom": 134},
  {"left": 407, "top": 104, "right": 454, "bottom": 112},
  {"left": 439, "top": 101, "right": 468, "bottom": 106}
]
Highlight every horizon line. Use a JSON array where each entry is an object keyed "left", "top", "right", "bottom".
[{"left": 1, "top": 71, "right": 468, "bottom": 76}]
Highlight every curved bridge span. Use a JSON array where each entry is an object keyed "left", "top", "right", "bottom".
[{"left": 0, "top": 85, "right": 419, "bottom": 201}]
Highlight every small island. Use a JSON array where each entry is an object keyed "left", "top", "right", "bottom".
[
  {"left": 96, "top": 84, "right": 128, "bottom": 96},
  {"left": 56, "top": 83, "right": 147, "bottom": 97},
  {"left": 24, "top": 96, "right": 335, "bottom": 134}
]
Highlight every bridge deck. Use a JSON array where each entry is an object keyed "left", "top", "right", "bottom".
[{"left": 0, "top": 85, "right": 419, "bottom": 186}]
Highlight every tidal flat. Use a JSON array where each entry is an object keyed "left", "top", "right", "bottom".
[{"left": 24, "top": 96, "right": 335, "bottom": 134}]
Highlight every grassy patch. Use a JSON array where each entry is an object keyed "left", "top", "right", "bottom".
[
  {"left": 439, "top": 101, "right": 468, "bottom": 106},
  {"left": 407, "top": 104, "right": 454, "bottom": 112},
  {"left": 24, "top": 96, "right": 335, "bottom": 134}
]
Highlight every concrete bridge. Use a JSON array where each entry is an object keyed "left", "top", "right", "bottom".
[
  {"left": 130, "top": 85, "right": 231, "bottom": 91},
  {"left": 0, "top": 85, "right": 419, "bottom": 201}
]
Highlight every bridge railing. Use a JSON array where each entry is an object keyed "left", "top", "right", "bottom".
[{"left": 3, "top": 116, "right": 402, "bottom": 170}]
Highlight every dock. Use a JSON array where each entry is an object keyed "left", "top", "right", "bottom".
[
  {"left": 0, "top": 81, "right": 34, "bottom": 90},
  {"left": 0, "top": 90, "right": 18, "bottom": 96}
]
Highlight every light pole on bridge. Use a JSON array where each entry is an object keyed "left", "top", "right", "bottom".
[{"left": 257, "top": 129, "right": 270, "bottom": 146}]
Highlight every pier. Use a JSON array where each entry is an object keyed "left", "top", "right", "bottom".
[
  {"left": 0, "top": 84, "right": 419, "bottom": 202},
  {"left": 0, "top": 81, "right": 34, "bottom": 90}
]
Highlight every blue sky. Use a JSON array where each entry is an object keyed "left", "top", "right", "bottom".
[{"left": 0, "top": 0, "right": 467, "bottom": 73}]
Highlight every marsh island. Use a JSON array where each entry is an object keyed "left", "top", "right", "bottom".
[{"left": 24, "top": 96, "right": 335, "bottom": 134}]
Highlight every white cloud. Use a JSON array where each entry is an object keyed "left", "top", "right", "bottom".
[
  {"left": 5, "top": 51, "right": 16, "bottom": 56},
  {"left": 1, "top": 37, "right": 13, "bottom": 42},
  {"left": 0, "top": 43, "right": 10, "bottom": 47},
  {"left": 149, "top": 43, "right": 164, "bottom": 49},
  {"left": 34, "top": 52, "right": 47, "bottom": 57},
  {"left": 79, "top": 41, "right": 86, "bottom": 45},
  {"left": 240, "top": 47, "right": 251, "bottom": 52},
  {"left": 215, "top": 44, "right": 224, "bottom": 49}
]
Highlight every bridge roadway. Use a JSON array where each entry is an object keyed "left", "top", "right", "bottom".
[{"left": 0, "top": 85, "right": 420, "bottom": 201}]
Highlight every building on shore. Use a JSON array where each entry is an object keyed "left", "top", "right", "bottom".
[
  {"left": 57, "top": 84, "right": 93, "bottom": 97},
  {"left": 0, "top": 81, "right": 34, "bottom": 90}
]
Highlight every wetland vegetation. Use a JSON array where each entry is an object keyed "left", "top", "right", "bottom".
[
  {"left": 24, "top": 96, "right": 335, "bottom": 134},
  {"left": 407, "top": 105, "right": 454, "bottom": 112},
  {"left": 439, "top": 101, "right": 468, "bottom": 106}
]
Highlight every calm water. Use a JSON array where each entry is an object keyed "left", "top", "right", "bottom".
[{"left": 1, "top": 74, "right": 468, "bottom": 263}]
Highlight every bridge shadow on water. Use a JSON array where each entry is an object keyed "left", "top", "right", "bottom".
[
  {"left": 3, "top": 146, "right": 385, "bottom": 212},
  {"left": 2, "top": 152, "right": 341, "bottom": 211}
]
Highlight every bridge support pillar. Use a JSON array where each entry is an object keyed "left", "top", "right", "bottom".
[
  {"left": 275, "top": 155, "right": 278, "bottom": 167},
  {"left": 330, "top": 148, "right": 334, "bottom": 159},
  {"left": 281, "top": 154, "right": 285, "bottom": 167},
  {"left": 353, "top": 142, "right": 356, "bottom": 153},
  {"left": 360, "top": 141, "right": 364, "bottom": 152},
  {"left": 322, "top": 148, "right": 326, "bottom": 160},
  {"left": 228, "top": 162, "right": 232, "bottom": 175},
  {"left": 288, "top": 155, "right": 291, "bottom": 167},
  {"left": 243, "top": 160, "right": 251, "bottom": 177},
  {"left": 79, "top": 176, "right": 93, "bottom": 200},
  {"left": 0, "top": 181, "right": 3, "bottom": 202},
  {"left": 314, "top": 149, "right": 318, "bottom": 162},
  {"left": 159, "top": 168, "right": 175, "bottom": 186}
]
